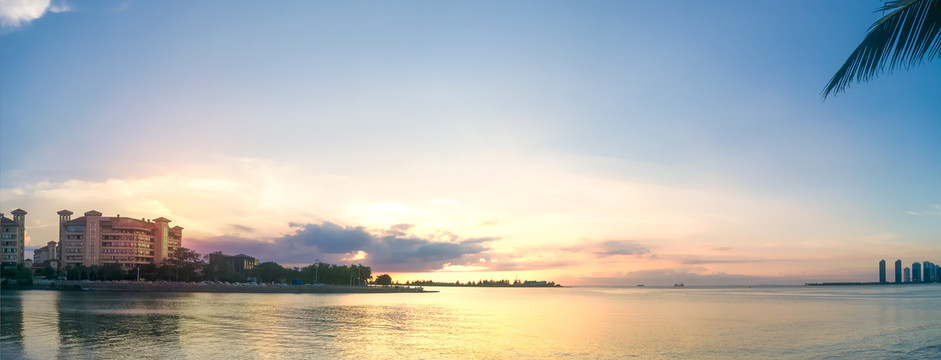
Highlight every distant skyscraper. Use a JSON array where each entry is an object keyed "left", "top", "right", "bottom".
[
  {"left": 879, "top": 260, "right": 886, "bottom": 283},
  {"left": 924, "top": 261, "right": 932, "bottom": 283},
  {"left": 913, "top": 262, "right": 922, "bottom": 283},
  {"left": 904, "top": 267, "right": 910, "bottom": 283},
  {"left": 895, "top": 260, "right": 902, "bottom": 283}
]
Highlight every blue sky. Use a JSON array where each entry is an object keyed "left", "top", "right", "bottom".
[{"left": 1, "top": 0, "right": 938, "bottom": 285}]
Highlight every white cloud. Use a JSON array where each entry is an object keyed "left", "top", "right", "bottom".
[{"left": 0, "top": 0, "right": 68, "bottom": 29}]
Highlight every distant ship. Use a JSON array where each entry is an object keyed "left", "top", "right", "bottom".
[
  {"left": 636, "top": 284, "right": 644, "bottom": 287},
  {"left": 673, "top": 282, "right": 684, "bottom": 287}
]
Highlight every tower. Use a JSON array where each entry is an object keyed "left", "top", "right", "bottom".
[
  {"left": 56, "top": 210, "right": 73, "bottom": 272},
  {"left": 879, "top": 259, "right": 886, "bottom": 284},
  {"left": 895, "top": 259, "right": 902, "bottom": 283}
]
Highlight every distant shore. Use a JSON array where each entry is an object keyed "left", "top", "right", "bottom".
[
  {"left": 2, "top": 280, "right": 434, "bottom": 294},
  {"left": 804, "top": 282, "right": 939, "bottom": 286}
]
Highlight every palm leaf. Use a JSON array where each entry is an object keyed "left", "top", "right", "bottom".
[{"left": 822, "top": 0, "right": 941, "bottom": 99}]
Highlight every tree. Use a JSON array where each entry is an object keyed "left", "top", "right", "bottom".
[
  {"left": 42, "top": 265, "right": 57, "bottom": 279},
  {"left": 174, "top": 247, "right": 204, "bottom": 282},
  {"left": 255, "top": 262, "right": 285, "bottom": 283},
  {"left": 100, "top": 263, "right": 124, "bottom": 281},
  {"left": 375, "top": 274, "right": 392, "bottom": 285},
  {"left": 823, "top": 0, "right": 941, "bottom": 98}
]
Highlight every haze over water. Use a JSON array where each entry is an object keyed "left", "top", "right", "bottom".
[{"left": 3, "top": 286, "right": 939, "bottom": 359}]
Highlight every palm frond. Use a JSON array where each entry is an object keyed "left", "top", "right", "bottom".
[{"left": 822, "top": 0, "right": 941, "bottom": 99}]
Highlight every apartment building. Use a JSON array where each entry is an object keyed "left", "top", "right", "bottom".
[
  {"left": 1, "top": 209, "right": 27, "bottom": 267},
  {"left": 57, "top": 210, "right": 183, "bottom": 270}
]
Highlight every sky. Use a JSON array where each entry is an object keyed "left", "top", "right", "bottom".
[{"left": 1, "top": 0, "right": 938, "bottom": 286}]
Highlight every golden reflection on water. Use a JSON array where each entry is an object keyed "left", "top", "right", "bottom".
[
  {"left": 2, "top": 286, "right": 940, "bottom": 359},
  {"left": 20, "top": 291, "right": 60, "bottom": 359}
]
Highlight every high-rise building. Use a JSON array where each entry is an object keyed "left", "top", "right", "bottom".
[
  {"left": 913, "top": 262, "right": 922, "bottom": 283},
  {"left": 57, "top": 210, "right": 183, "bottom": 271},
  {"left": 925, "top": 261, "right": 936, "bottom": 283},
  {"left": 895, "top": 260, "right": 902, "bottom": 283},
  {"left": 0, "top": 209, "right": 27, "bottom": 267},
  {"left": 879, "top": 259, "right": 886, "bottom": 283},
  {"left": 904, "top": 267, "right": 911, "bottom": 283}
]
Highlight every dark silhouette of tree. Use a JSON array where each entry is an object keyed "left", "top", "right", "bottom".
[
  {"left": 175, "top": 247, "right": 204, "bottom": 282},
  {"left": 41, "top": 265, "right": 56, "bottom": 279},
  {"left": 100, "top": 263, "right": 124, "bottom": 281},
  {"left": 823, "top": 0, "right": 941, "bottom": 98},
  {"left": 255, "top": 262, "right": 285, "bottom": 283},
  {"left": 375, "top": 274, "right": 392, "bottom": 285}
]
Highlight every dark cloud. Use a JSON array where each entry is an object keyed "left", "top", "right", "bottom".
[
  {"left": 185, "top": 222, "right": 498, "bottom": 272},
  {"left": 282, "top": 222, "right": 373, "bottom": 254}
]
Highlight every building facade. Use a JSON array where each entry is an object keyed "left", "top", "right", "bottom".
[
  {"left": 209, "top": 252, "right": 258, "bottom": 273},
  {"left": 32, "top": 241, "right": 60, "bottom": 273},
  {"left": 57, "top": 210, "right": 183, "bottom": 270},
  {"left": 1, "top": 209, "right": 27, "bottom": 267},
  {"left": 913, "top": 262, "right": 922, "bottom": 283}
]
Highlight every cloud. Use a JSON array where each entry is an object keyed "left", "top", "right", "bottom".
[
  {"left": 557, "top": 267, "right": 873, "bottom": 287},
  {"left": 185, "top": 222, "right": 498, "bottom": 272},
  {"left": 563, "top": 239, "right": 652, "bottom": 258},
  {"left": 0, "top": 0, "right": 69, "bottom": 29},
  {"left": 680, "top": 258, "right": 762, "bottom": 265},
  {"left": 229, "top": 224, "right": 256, "bottom": 233}
]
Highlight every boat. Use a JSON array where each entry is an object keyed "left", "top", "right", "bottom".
[{"left": 673, "top": 282, "right": 684, "bottom": 287}]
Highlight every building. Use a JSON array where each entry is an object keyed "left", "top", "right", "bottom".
[
  {"left": 895, "top": 259, "right": 902, "bottom": 283},
  {"left": 32, "top": 241, "right": 60, "bottom": 273},
  {"left": 879, "top": 259, "right": 886, "bottom": 283},
  {"left": 57, "top": 210, "right": 183, "bottom": 271},
  {"left": 904, "top": 267, "right": 910, "bottom": 283},
  {"left": 209, "top": 252, "right": 258, "bottom": 273},
  {"left": 913, "top": 262, "right": 922, "bottom": 283},
  {"left": 1, "top": 209, "right": 27, "bottom": 267},
  {"left": 925, "top": 261, "right": 936, "bottom": 283}
]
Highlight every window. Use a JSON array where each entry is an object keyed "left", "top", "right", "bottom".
[
  {"left": 66, "top": 226, "right": 85, "bottom": 232},
  {"left": 2, "top": 234, "right": 14, "bottom": 239}
]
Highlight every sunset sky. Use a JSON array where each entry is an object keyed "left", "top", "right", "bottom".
[{"left": 1, "top": 0, "right": 938, "bottom": 285}]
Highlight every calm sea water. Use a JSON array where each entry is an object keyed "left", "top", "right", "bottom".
[{"left": 2, "top": 285, "right": 939, "bottom": 359}]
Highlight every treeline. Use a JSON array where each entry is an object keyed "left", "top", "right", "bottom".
[
  {"left": 405, "top": 279, "right": 561, "bottom": 287},
  {"left": 14, "top": 247, "right": 374, "bottom": 286}
]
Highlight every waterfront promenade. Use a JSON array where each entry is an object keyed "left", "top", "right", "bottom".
[{"left": 15, "top": 280, "right": 431, "bottom": 294}]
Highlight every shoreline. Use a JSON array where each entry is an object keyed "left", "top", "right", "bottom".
[
  {"left": 804, "top": 282, "right": 939, "bottom": 286},
  {"left": 1, "top": 280, "right": 435, "bottom": 294}
]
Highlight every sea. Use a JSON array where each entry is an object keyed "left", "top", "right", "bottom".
[{"left": 1, "top": 285, "right": 939, "bottom": 359}]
